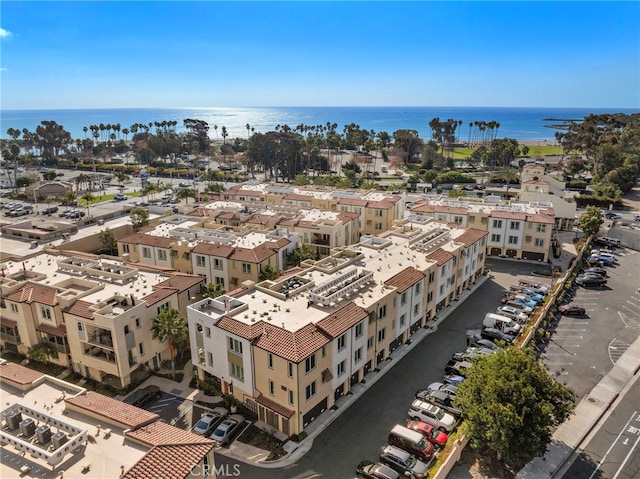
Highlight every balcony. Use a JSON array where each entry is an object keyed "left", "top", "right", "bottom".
[
  {"left": 0, "top": 330, "right": 21, "bottom": 345},
  {"left": 83, "top": 346, "right": 116, "bottom": 363},
  {"left": 88, "top": 330, "right": 114, "bottom": 349},
  {"left": 313, "top": 235, "right": 331, "bottom": 246}
]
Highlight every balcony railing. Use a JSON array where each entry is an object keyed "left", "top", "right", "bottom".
[
  {"left": 83, "top": 346, "right": 116, "bottom": 363},
  {"left": 0, "top": 331, "right": 21, "bottom": 345}
]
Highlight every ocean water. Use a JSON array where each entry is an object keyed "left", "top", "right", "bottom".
[{"left": 2, "top": 106, "right": 638, "bottom": 142}]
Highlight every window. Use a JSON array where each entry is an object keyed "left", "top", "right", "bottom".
[
  {"left": 269, "top": 380, "right": 275, "bottom": 395},
  {"left": 536, "top": 224, "right": 547, "bottom": 233},
  {"left": 213, "top": 258, "right": 223, "bottom": 270},
  {"left": 207, "top": 352, "right": 213, "bottom": 366},
  {"left": 440, "top": 285, "right": 444, "bottom": 295},
  {"left": 230, "top": 363, "right": 244, "bottom": 381},
  {"left": 322, "top": 346, "right": 326, "bottom": 357},
  {"left": 156, "top": 302, "right": 170, "bottom": 315},
  {"left": 415, "top": 282, "right": 420, "bottom": 294},
  {"left": 205, "top": 327, "right": 211, "bottom": 338},
  {"left": 337, "top": 360, "right": 346, "bottom": 376},
  {"left": 40, "top": 306, "right": 52, "bottom": 320},
  {"left": 305, "top": 381, "right": 316, "bottom": 400},
  {"left": 228, "top": 338, "right": 243, "bottom": 354},
  {"left": 10, "top": 303, "right": 18, "bottom": 313},
  {"left": 508, "top": 236, "right": 518, "bottom": 245},
  {"left": 354, "top": 322, "right": 363, "bottom": 339},
  {"left": 124, "top": 325, "right": 130, "bottom": 334},
  {"left": 428, "top": 272, "right": 435, "bottom": 283},
  {"left": 268, "top": 353, "right": 273, "bottom": 369},
  {"left": 158, "top": 249, "right": 167, "bottom": 261},
  {"left": 172, "top": 250, "right": 178, "bottom": 259},
  {"left": 215, "top": 277, "right": 225, "bottom": 287},
  {"left": 138, "top": 342, "right": 144, "bottom": 355},
  {"left": 288, "top": 362, "right": 294, "bottom": 378},
  {"left": 135, "top": 317, "right": 141, "bottom": 328},
  {"left": 289, "top": 390, "right": 294, "bottom": 405},
  {"left": 142, "top": 247, "right": 151, "bottom": 259},
  {"left": 510, "top": 221, "right": 520, "bottom": 230},
  {"left": 491, "top": 234, "right": 501, "bottom": 242},
  {"left": 492, "top": 219, "right": 503, "bottom": 228},
  {"left": 427, "top": 291, "right": 433, "bottom": 302},
  {"left": 367, "top": 336, "right": 374, "bottom": 349},
  {"left": 305, "top": 353, "right": 316, "bottom": 373},
  {"left": 400, "top": 314, "right": 406, "bottom": 327},
  {"left": 525, "top": 235, "right": 532, "bottom": 243},
  {"left": 242, "top": 263, "right": 252, "bottom": 274},
  {"left": 354, "top": 347, "right": 362, "bottom": 363},
  {"left": 481, "top": 217, "right": 488, "bottom": 224},
  {"left": 378, "top": 305, "right": 386, "bottom": 319},
  {"left": 414, "top": 304, "right": 419, "bottom": 316},
  {"left": 378, "top": 328, "right": 386, "bottom": 342},
  {"left": 535, "top": 238, "right": 545, "bottom": 247},
  {"left": 77, "top": 322, "right": 84, "bottom": 332},
  {"left": 196, "top": 255, "right": 206, "bottom": 267},
  {"left": 337, "top": 334, "right": 346, "bottom": 351},
  {"left": 400, "top": 292, "right": 407, "bottom": 305},
  {"left": 469, "top": 216, "right": 475, "bottom": 223},
  {"left": 375, "top": 222, "right": 383, "bottom": 230},
  {"left": 375, "top": 209, "right": 383, "bottom": 217},
  {"left": 453, "top": 216, "right": 464, "bottom": 225},
  {"left": 122, "top": 244, "right": 130, "bottom": 253}
]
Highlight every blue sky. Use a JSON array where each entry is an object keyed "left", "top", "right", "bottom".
[{"left": 1, "top": 1, "right": 638, "bottom": 109}]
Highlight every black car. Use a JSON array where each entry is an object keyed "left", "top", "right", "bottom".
[
  {"left": 480, "top": 327, "right": 515, "bottom": 344},
  {"left": 576, "top": 275, "right": 606, "bottom": 287},
  {"left": 42, "top": 206, "right": 59, "bottom": 215},
  {"left": 123, "top": 385, "right": 162, "bottom": 408},
  {"left": 356, "top": 460, "right": 400, "bottom": 479},
  {"left": 583, "top": 267, "right": 607, "bottom": 277}
]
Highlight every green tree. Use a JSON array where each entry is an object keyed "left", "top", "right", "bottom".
[
  {"left": 205, "top": 182, "right": 225, "bottom": 194},
  {"left": 151, "top": 308, "right": 188, "bottom": 379},
  {"left": 42, "top": 171, "right": 58, "bottom": 181},
  {"left": 176, "top": 187, "right": 197, "bottom": 204},
  {"left": 287, "top": 243, "right": 316, "bottom": 267},
  {"left": 27, "top": 343, "right": 58, "bottom": 371},
  {"left": 129, "top": 206, "right": 149, "bottom": 231},
  {"left": 455, "top": 347, "right": 574, "bottom": 468},
  {"left": 201, "top": 282, "right": 226, "bottom": 299},
  {"left": 98, "top": 228, "right": 117, "bottom": 255},
  {"left": 16, "top": 177, "right": 35, "bottom": 188},
  {"left": 392, "top": 129, "right": 424, "bottom": 165},
  {"left": 259, "top": 264, "right": 280, "bottom": 281},
  {"left": 578, "top": 206, "right": 604, "bottom": 237},
  {"left": 81, "top": 191, "right": 94, "bottom": 219}
]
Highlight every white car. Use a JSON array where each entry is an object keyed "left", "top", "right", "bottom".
[
  {"left": 496, "top": 306, "right": 529, "bottom": 323},
  {"left": 191, "top": 407, "right": 228, "bottom": 436},
  {"left": 408, "top": 399, "right": 456, "bottom": 432}
]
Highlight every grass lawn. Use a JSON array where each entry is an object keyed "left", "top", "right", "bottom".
[{"left": 449, "top": 144, "right": 564, "bottom": 160}]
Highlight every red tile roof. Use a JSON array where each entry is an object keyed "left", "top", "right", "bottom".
[
  {"left": 0, "top": 362, "right": 44, "bottom": 385},
  {"left": 384, "top": 267, "right": 426, "bottom": 293},
  {"left": 65, "top": 392, "right": 158, "bottom": 429},
  {"left": 35, "top": 322, "right": 66, "bottom": 336},
  {"left": 426, "top": 248, "right": 454, "bottom": 266},
  {"left": 154, "top": 275, "right": 205, "bottom": 292},
  {"left": 366, "top": 200, "right": 395, "bottom": 209},
  {"left": 453, "top": 228, "right": 489, "bottom": 247},
  {"left": 256, "top": 394, "right": 295, "bottom": 418},
  {"left": 6, "top": 283, "right": 57, "bottom": 306},
  {"left": 337, "top": 211, "right": 361, "bottom": 223},
  {"left": 192, "top": 242, "right": 234, "bottom": 257},
  {"left": 316, "top": 302, "right": 369, "bottom": 338},
  {"left": 126, "top": 421, "right": 214, "bottom": 447},
  {"left": 141, "top": 288, "right": 178, "bottom": 307},
  {"left": 338, "top": 198, "right": 368, "bottom": 207},
  {"left": 62, "top": 299, "right": 94, "bottom": 319},
  {"left": 122, "top": 443, "right": 214, "bottom": 479},
  {"left": 526, "top": 213, "right": 555, "bottom": 224},
  {"left": 118, "top": 233, "right": 174, "bottom": 248},
  {"left": 490, "top": 210, "right": 527, "bottom": 220},
  {"left": 246, "top": 214, "right": 273, "bottom": 225},
  {"left": 230, "top": 244, "right": 276, "bottom": 264},
  {"left": 411, "top": 203, "right": 436, "bottom": 213},
  {"left": 216, "top": 211, "right": 238, "bottom": 220}
]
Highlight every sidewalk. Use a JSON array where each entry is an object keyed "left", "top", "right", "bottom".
[
  {"left": 517, "top": 334, "right": 640, "bottom": 478},
  {"left": 216, "top": 274, "right": 491, "bottom": 468}
]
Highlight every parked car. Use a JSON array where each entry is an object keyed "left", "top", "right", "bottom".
[
  {"left": 589, "top": 255, "right": 613, "bottom": 266},
  {"left": 451, "top": 347, "right": 495, "bottom": 362},
  {"left": 418, "top": 390, "right": 462, "bottom": 417},
  {"left": 511, "top": 294, "right": 539, "bottom": 307},
  {"left": 406, "top": 419, "right": 448, "bottom": 449},
  {"left": 379, "top": 445, "right": 428, "bottom": 479},
  {"left": 426, "top": 382, "right": 458, "bottom": 400},
  {"left": 388, "top": 424, "right": 435, "bottom": 461},
  {"left": 408, "top": 399, "right": 456, "bottom": 432},
  {"left": 583, "top": 267, "right": 607, "bottom": 277},
  {"left": 42, "top": 206, "right": 59, "bottom": 215},
  {"left": 576, "top": 275, "right": 607, "bottom": 287},
  {"left": 444, "top": 359, "right": 472, "bottom": 377},
  {"left": 604, "top": 212, "right": 623, "bottom": 220},
  {"left": 480, "top": 327, "right": 515, "bottom": 344},
  {"left": 468, "top": 338, "right": 499, "bottom": 351},
  {"left": 504, "top": 301, "right": 533, "bottom": 315},
  {"left": 558, "top": 304, "right": 586, "bottom": 316},
  {"left": 210, "top": 414, "right": 245, "bottom": 446},
  {"left": 178, "top": 182, "right": 190, "bottom": 188},
  {"left": 518, "top": 281, "right": 550, "bottom": 294},
  {"left": 443, "top": 374, "right": 465, "bottom": 387},
  {"left": 67, "top": 210, "right": 86, "bottom": 219},
  {"left": 496, "top": 306, "right": 529, "bottom": 323},
  {"left": 356, "top": 460, "right": 400, "bottom": 479},
  {"left": 114, "top": 193, "right": 127, "bottom": 201},
  {"left": 518, "top": 289, "right": 545, "bottom": 302},
  {"left": 593, "top": 237, "right": 618, "bottom": 248},
  {"left": 123, "top": 385, "right": 161, "bottom": 408},
  {"left": 192, "top": 407, "right": 229, "bottom": 436}
]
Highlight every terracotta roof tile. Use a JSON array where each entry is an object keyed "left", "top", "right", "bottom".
[
  {"left": 62, "top": 299, "right": 94, "bottom": 319},
  {"left": 337, "top": 211, "right": 361, "bottom": 223},
  {"left": 65, "top": 392, "right": 158, "bottom": 429},
  {"left": 526, "top": 213, "right": 555, "bottom": 224},
  {"left": 384, "top": 267, "right": 426, "bottom": 293},
  {"left": 426, "top": 248, "right": 454, "bottom": 266},
  {"left": 338, "top": 198, "right": 368, "bottom": 207},
  {"left": 491, "top": 211, "right": 527, "bottom": 220},
  {"left": 246, "top": 214, "right": 273, "bottom": 225},
  {"left": 411, "top": 203, "right": 436, "bottom": 213},
  {"left": 192, "top": 243, "right": 235, "bottom": 257},
  {"left": 453, "top": 228, "right": 489, "bottom": 247},
  {"left": 35, "top": 322, "right": 66, "bottom": 336},
  {"left": 366, "top": 200, "right": 395, "bottom": 209},
  {"left": 126, "top": 421, "right": 214, "bottom": 447},
  {"left": 316, "top": 302, "right": 369, "bottom": 338},
  {"left": 217, "top": 211, "right": 237, "bottom": 220},
  {"left": 154, "top": 275, "right": 205, "bottom": 292},
  {"left": 0, "top": 362, "right": 44, "bottom": 385},
  {"left": 230, "top": 244, "right": 276, "bottom": 264},
  {"left": 118, "top": 233, "right": 174, "bottom": 248},
  {"left": 141, "top": 288, "right": 178, "bottom": 307},
  {"left": 122, "top": 443, "right": 214, "bottom": 479},
  {"left": 256, "top": 394, "right": 295, "bottom": 418},
  {"left": 6, "top": 283, "right": 57, "bottom": 306}
]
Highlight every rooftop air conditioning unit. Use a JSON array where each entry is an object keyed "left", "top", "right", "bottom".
[
  {"left": 36, "top": 424, "right": 52, "bottom": 444},
  {"left": 19, "top": 418, "right": 36, "bottom": 437},
  {"left": 51, "top": 431, "right": 68, "bottom": 449},
  {"left": 4, "top": 409, "right": 22, "bottom": 430}
]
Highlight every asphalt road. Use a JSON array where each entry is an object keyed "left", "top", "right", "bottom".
[
  {"left": 562, "top": 375, "right": 640, "bottom": 479},
  {"left": 213, "top": 261, "right": 538, "bottom": 479}
]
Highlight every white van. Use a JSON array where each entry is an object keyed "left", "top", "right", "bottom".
[{"left": 483, "top": 313, "right": 521, "bottom": 335}]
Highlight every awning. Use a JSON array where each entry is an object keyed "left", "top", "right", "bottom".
[
  {"left": 255, "top": 394, "right": 295, "bottom": 419},
  {"left": 35, "top": 322, "right": 67, "bottom": 336}
]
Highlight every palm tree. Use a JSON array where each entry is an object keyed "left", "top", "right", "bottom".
[
  {"left": 81, "top": 191, "right": 94, "bottom": 218},
  {"left": 151, "top": 308, "right": 188, "bottom": 378},
  {"left": 176, "top": 187, "right": 196, "bottom": 204},
  {"left": 201, "top": 282, "right": 225, "bottom": 299}
]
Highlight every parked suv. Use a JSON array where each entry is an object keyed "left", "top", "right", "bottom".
[
  {"left": 387, "top": 424, "right": 435, "bottom": 461},
  {"left": 408, "top": 399, "right": 456, "bottom": 432},
  {"left": 42, "top": 206, "right": 59, "bottom": 215},
  {"left": 379, "top": 445, "right": 428, "bottom": 478}
]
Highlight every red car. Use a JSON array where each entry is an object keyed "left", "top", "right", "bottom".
[
  {"left": 406, "top": 419, "right": 448, "bottom": 448},
  {"left": 558, "top": 304, "right": 586, "bottom": 316}
]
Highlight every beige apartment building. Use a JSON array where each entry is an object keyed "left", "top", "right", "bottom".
[
  {"left": 188, "top": 218, "right": 487, "bottom": 436},
  {"left": 0, "top": 251, "right": 204, "bottom": 388},
  {"left": 411, "top": 197, "right": 554, "bottom": 262}
]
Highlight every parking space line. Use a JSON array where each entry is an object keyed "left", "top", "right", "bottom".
[
  {"left": 588, "top": 410, "right": 638, "bottom": 479},
  {"left": 553, "top": 335, "right": 583, "bottom": 339}
]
